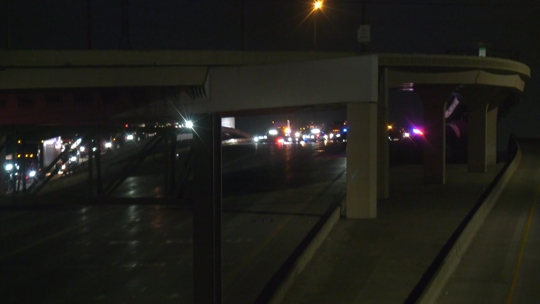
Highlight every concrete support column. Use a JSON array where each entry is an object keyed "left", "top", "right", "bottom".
[
  {"left": 87, "top": 135, "right": 94, "bottom": 197},
  {"left": 467, "top": 102, "right": 489, "bottom": 172},
  {"left": 415, "top": 85, "right": 454, "bottom": 184},
  {"left": 20, "top": 134, "right": 27, "bottom": 193},
  {"left": 163, "top": 132, "right": 170, "bottom": 195},
  {"left": 460, "top": 87, "right": 509, "bottom": 172},
  {"left": 0, "top": 135, "right": 6, "bottom": 196},
  {"left": 377, "top": 68, "right": 389, "bottom": 199},
  {"left": 163, "top": 130, "right": 177, "bottom": 197},
  {"left": 95, "top": 133, "right": 103, "bottom": 195},
  {"left": 486, "top": 106, "right": 498, "bottom": 165},
  {"left": 168, "top": 131, "right": 177, "bottom": 196},
  {"left": 346, "top": 102, "right": 377, "bottom": 219},
  {"left": 193, "top": 113, "right": 222, "bottom": 303}
]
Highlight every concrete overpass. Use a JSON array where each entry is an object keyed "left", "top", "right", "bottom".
[
  {"left": 0, "top": 50, "right": 530, "bottom": 303},
  {"left": 0, "top": 50, "right": 530, "bottom": 218}
]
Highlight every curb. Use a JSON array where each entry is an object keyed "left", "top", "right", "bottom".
[
  {"left": 415, "top": 144, "right": 522, "bottom": 304},
  {"left": 268, "top": 204, "right": 342, "bottom": 304}
]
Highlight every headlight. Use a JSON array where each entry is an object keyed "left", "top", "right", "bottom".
[
  {"left": 5, "top": 164, "right": 13, "bottom": 171},
  {"left": 105, "top": 142, "right": 112, "bottom": 148},
  {"left": 29, "top": 171, "right": 36, "bottom": 178},
  {"left": 80, "top": 146, "right": 85, "bottom": 152},
  {"left": 126, "top": 134, "right": 134, "bottom": 140},
  {"left": 253, "top": 137, "right": 259, "bottom": 142},
  {"left": 70, "top": 156, "right": 77, "bottom": 162}
]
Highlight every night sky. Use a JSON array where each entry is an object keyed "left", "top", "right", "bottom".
[{"left": 1, "top": 0, "right": 539, "bottom": 148}]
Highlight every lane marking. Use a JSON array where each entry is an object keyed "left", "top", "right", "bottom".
[{"left": 506, "top": 186, "right": 540, "bottom": 304}]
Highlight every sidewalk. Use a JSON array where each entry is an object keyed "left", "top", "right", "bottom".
[{"left": 280, "top": 163, "right": 504, "bottom": 304}]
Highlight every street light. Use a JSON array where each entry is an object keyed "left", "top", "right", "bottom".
[{"left": 312, "top": 0, "right": 323, "bottom": 50}]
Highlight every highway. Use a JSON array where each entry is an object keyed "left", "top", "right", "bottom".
[
  {"left": 0, "top": 140, "right": 347, "bottom": 303},
  {"left": 438, "top": 139, "right": 540, "bottom": 303}
]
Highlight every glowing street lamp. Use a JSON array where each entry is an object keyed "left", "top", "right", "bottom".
[
  {"left": 312, "top": 1, "right": 323, "bottom": 50},
  {"left": 298, "top": 0, "right": 326, "bottom": 51}
]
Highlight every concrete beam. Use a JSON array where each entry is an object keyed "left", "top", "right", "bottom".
[
  {"left": 208, "top": 56, "right": 378, "bottom": 113},
  {"left": 1, "top": 51, "right": 529, "bottom": 81},
  {"left": 389, "top": 70, "right": 526, "bottom": 92},
  {"left": 0, "top": 67, "right": 208, "bottom": 90},
  {"left": 346, "top": 102, "right": 377, "bottom": 219},
  {"left": 0, "top": 50, "right": 356, "bottom": 67},
  {"left": 379, "top": 54, "right": 530, "bottom": 80}
]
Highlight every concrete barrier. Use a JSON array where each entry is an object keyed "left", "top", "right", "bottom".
[
  {"left": 267, "top": 204, "right": 343, "bottom": 304},
  {"left": 416, "top": 142, "right": 522, "bottom": 304}
]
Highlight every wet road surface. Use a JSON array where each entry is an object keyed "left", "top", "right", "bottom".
[{"left": 0, "top": 141, "right": 346, "bottom": 303}]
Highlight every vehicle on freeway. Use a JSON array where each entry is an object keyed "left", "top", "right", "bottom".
[
  {"left": 254, "top": 128, "right": 291, "bottom": 144},
  {"left": 327, "top": 121, "right": 346, "bottom": 142},
  {"left": 4, "top": 162, "right": 37, "bottom": 193},
  {"left": 300, "top": 126, "right": 327, "bottom": 143},
  {"left": 58, "top": 149, "right": 81, "bottom": 176},
  {"left": 78, "top": 137, "right": 113, "bottom": 157},
  {"left": 302, "top": 130, "right": 319, "bottom": 142},
  {"left": 253, "top": 134, "right": 269, "bottom": 143},
  {"left": 387, "top": 125, "right": 405, "bottom": 141},
  {"left": 253, "top": 119, "right": 300, "bottom": 144},
  {"left": 386, "top": 123, "right": 425, "bottom": 142}
]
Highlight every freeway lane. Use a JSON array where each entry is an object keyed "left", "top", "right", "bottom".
[
  {"left": 438, "top": 139, "right": 540, "bottom": 303},
  {"left": 0, "top": 141, "right": 346, "bottom": 303}
]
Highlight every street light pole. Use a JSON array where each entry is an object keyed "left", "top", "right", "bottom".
[
  {"left": 241, "top": 0, "right": 246, "bottom": 50},
  {"left": 87, "top": 0, "right": 92, "bottom": 49},
  {"left": 360, "top": 0, "right": 369, "bottom": 52},
  {"left": 313, "top": 12, "right": 317, "bottom": 51},
  {"left": 313, "top": 0, "right": 323, "bottom": 51},
  {"left": 7, "top": 0, "right": 12, "bottom": 49}
]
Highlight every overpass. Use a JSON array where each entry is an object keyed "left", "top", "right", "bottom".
[{"left": 0, "top": 50, "right": 530, "bottom": 302}]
